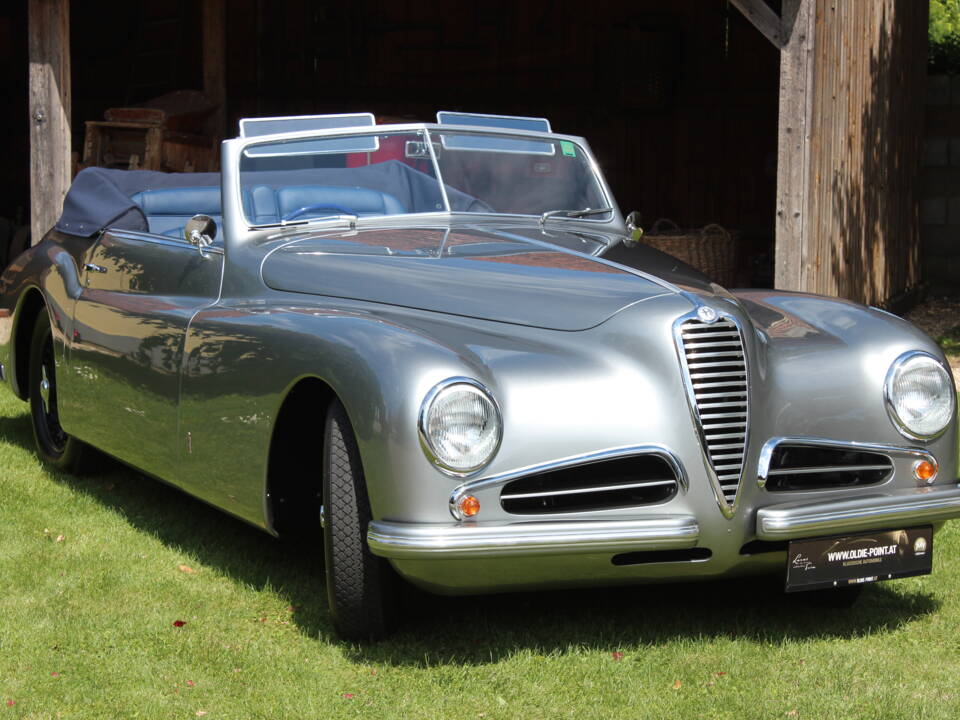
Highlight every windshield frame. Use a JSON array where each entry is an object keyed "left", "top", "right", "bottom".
[{"left": 227, "top": 123, "right": 621, "bottom": 232}]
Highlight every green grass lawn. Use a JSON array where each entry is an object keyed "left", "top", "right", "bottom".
[{"left": 2, "top": 389, "right": 960, "bottom": 719}]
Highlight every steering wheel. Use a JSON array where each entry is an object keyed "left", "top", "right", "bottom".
[{"left": 282, "top": 203, "right": 355, "bottom": 221}]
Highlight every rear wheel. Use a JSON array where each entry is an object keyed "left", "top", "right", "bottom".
[
  {"left": 28, "top": 315, "right": 89, "bottom": 472},
  {"left": 323, "top": 399, "right": 399, "bottom": 640}
]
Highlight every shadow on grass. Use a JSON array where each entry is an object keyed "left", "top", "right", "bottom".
[{"left": 0, "top": 409, "right": 943, "bottom": 667}]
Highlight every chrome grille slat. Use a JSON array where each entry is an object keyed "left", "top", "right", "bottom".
[
  {"left": 767, "top": 464, "right": 891, "bottom": 476},
  {"left": 686, "top": 360, "right": 745, "bottom": 369},
  {"left": 686, "top": 352, "right": 745, "bottom": 360},
  {"left": 699, "top": 411, "right": 748, "bottom": 420},
  {"left": 694, "top": 391, "right": 747, "bottom": 400},
  {"left": 501, "top": 478, "right": 677, "bottom": 500},
  {"left": 681, "top": 331, "right": 740, "bottom": 340},
  {"left": 677, "top": 315, "right": 748, "bottom": 511}
]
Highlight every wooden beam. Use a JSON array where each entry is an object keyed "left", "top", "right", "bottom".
[
  {"left": 202, "top": 0, "right": 226, "bottom": 141},
  {"left": 28, "top": 0, "right": 70, "bottom": 245},
  {"left": 773, "top": 0, "right": 816, "bottom": 292},
  {"left": 729, "top": 0, "right": 785, "bottom": 48}
]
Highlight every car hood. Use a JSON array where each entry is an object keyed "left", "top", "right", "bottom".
[{"left": 261, "top": 225, "right": 695, "bottom": 331}]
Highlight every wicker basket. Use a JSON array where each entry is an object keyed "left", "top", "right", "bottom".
[{"left": 640, "top": 219, "right": 739, "bottom": 287}]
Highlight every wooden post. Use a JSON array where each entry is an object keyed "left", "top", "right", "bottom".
[
  {"left": 773, "top": 0, "right": 816, "bottom": 291},
  {"left": 28, "top": 0, "right": 71, "bottom": 246},
  {"left": 202, "top": 0, "right": 226, "bottom": 141}
]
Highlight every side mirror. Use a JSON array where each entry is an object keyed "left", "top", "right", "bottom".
[
  {"left": 184, "top": 214, "right": 217, "bottom": 256},
  {"left": 624, "top": 211, "right": 643, "bottom": 247}
]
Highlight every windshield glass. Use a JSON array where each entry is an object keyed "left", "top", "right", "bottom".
[{"left": 237, "top": 127, "right": 609, "bottom": 226}]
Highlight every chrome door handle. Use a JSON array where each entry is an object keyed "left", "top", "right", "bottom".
[{"left": 84, "top": 263, "right": 107, "bottom": 273}]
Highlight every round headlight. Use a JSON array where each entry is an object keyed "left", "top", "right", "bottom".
[
  {"left": 419, "top": 378, "right": 502, "bottom": 475},
  {"left": 884, "top": 351, "right": 955, "bottom": 440}
]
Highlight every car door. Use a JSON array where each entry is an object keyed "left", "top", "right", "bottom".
[{"left": 61, "top": 229, "right": 223, "bottom": 481}]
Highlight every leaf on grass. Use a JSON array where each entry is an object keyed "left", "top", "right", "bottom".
[
  {"left": 611, "top": 651, "right": 624, "bottom": 661},
  {"left": 50, "top": 672, "right": 59, "bottom": 677},
  {"left": 715, "top": 671, "right": 727, "bottom": 676},
  {"left": 178, "top": 565, "right": 197, "bottom": 574},
  {"left": 172, "top": 620, "right": 186, "bottom": 628},
  {"left": 786, "top": 710, "right": 798, "bottom": 717},
  {"left": 5, "top": 700, "right": 14, "bottom": 707},
  {"left": 186, "top": 681, "right": 195, "bottom": 687},
  {"left": 196, "top": 712, "right": 207, "bottom": 717},
  {"left": 496, "top": 697, "right": 507, "bottom": 707},
  {"left": 55, "top": 534, "right": 65, "bottom": 543},
  {"left": 672, "top": 680, "right": 682, "bottom": 690},
  {"left": 342, "top": 693, "right": 355, "bottom": 699}
]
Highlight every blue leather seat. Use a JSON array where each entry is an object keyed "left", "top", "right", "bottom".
[
  {"left": 131, "top": 184, "right": 406, "bottom": 237},
  {"left": 247, "top": 185, "right": 406, "bottom": 225},
  {"left": 131, "top": 187, "right": 222, "bottom": 239}
]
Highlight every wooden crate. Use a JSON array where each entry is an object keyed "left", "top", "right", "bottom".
[{"left": 82, "top": 121, "right": 215, "bottom": 172}]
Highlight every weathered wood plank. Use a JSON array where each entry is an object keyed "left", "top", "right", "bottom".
[
  {"left": 729, "top": 0, "right": 785, "bottom": 48},
  {"left": 773, "top": 0, "right": 816, "bottom": 291},
  {"left": 28, "top": 0, "right": 70, "bottom": 245},
  {"left": 799, "top": 0, "right": 926, "bottom": 306},
  {"left": 202, "top": 0, "right": 226, "bottom": 141}
]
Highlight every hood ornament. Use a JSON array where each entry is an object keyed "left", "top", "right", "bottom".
[{"left": 697, "top": 306, "right": 719, "bottom": 324}]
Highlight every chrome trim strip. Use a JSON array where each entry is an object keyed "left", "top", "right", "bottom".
[
  {"left": 105, "top": 229, "right": 226, "bottom": 255},
  {"left": 500, "top": 478, "right": 676, "bottom": 500},
  {"left": 756, "top": 436, "right": 934, "bottom": 489},
  {"left": 448, "top": 444, "right": 689, "bottom": 520},
  {"left": 756, "top": 486, "right": 960, "bottom": 539},
  {"left": 767, "top": 464, "right": 891, "bottom": 476},
  {"left": 883, "top": 350, "right": 956, "bottom": 442},
  {"left": 368, "top": 515, "right": 700, "bottom": 559}
]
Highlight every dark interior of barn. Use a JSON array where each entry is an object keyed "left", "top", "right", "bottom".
[{"left": 0, "top": 1, "right": 781, "bottom": 283}]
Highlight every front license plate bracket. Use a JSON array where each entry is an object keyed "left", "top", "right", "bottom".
[{"left": 785, "top": 526, "right": 932, "bottom": 592}]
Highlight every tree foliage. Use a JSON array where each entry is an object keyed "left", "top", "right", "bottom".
[{"left": 930, "top": 0, "right": 960, "bottom": 73}]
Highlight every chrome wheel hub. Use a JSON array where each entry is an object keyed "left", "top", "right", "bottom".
[{"left": 40, "top": 367, "right": 51, "bottom": 413}]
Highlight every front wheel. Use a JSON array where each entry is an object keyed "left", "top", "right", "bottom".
[
  {"left": 323, "top": 399, "right": 399, "bottom": 640},
  {"left": 28, "top": 314, "right": 90, "bottom": 472}
]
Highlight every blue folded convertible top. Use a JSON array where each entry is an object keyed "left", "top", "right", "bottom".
[
  {"left": 56, "top": 168, "right": 221, "bottom": 237},
  {"left": 55, "top": 162, "right": 485, "bottom": 238}
]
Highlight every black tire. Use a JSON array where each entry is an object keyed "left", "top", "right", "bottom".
[
  {"left": 323, "top": 399, "right": 399, "bottom": 640},
  {"left": 28, "top": 314, "right": 90, "bottom": 472}
]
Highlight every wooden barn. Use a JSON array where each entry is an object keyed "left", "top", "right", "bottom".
[{"left": 0, "top": 0, "right": 929, "bottom": 308}]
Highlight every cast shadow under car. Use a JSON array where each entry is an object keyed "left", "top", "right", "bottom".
[{"left": 0, "top": 409, "right": 942, "bottom": 667}]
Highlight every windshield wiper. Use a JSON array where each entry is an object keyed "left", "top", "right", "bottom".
[
  {"left": 539, "top": 207, "right": 613, "bottom": 228},
  {"left": 249, "top": 214, "right": 358, "bottom": 231}
]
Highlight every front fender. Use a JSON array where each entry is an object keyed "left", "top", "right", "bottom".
[
  {"left": 735, "top": 289, "right": 957, "bottom": 476},
  {"left": 177, "top": 301, "right": 495, "bottom": 528}
]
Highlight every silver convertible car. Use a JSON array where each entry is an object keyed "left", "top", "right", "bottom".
[{"left": 1, "top": 112, "right": 958, "bottom": 639}]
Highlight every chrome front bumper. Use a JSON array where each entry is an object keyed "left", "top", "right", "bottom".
[
  {"left": 755, "top": 485, "right": 960, "bottom": 540},
  {"left": 369, "top": 486, "right": 960, "bottom": 561},
  {"left": 367, "top": 515, "right": 700, "bottom": 559}
]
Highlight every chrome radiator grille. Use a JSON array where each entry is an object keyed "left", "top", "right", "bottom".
[{"left": 678, "top": 316, "right": 748, "bottom": 506}]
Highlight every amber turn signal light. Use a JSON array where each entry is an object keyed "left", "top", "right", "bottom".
[
  {"left": 458, "top": 495, "right": 481, "bottom": 518},
  {"left": 914, "top": 459, "right": 938, "bottom": 483}
]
